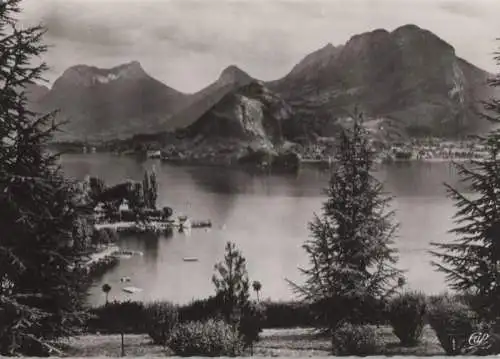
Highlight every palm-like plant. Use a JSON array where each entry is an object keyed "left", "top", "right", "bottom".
[
  {"left": 252, "top": 281, "right": 262, "bottom": 302},
  {"left": 102, "top": 283, "right": 112, "bottom": 305}
]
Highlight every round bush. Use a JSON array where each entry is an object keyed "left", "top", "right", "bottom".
[
  {"left": 387, "top": 291, "right": 427, "bottom": 346},
  {"left": 145, "top": 301, "right": 179, "bottom": 345},
  {"left": 331, "top": 323, "right": 378, "bottom": 356},
  {"left": 168, "top": 319, "right": 243, "bottom": 356}
]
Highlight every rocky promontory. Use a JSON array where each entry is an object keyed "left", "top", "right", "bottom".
[{"left": 161, "top": 81, "right": 301, "bottom": 170}]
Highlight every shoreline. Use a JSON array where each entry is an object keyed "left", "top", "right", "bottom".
[
  {"left": 63, "top": 151, "right": 485, "bottom": 166},
  {"left": 301, "top": 157, "right": 479, "bottom": 165}
]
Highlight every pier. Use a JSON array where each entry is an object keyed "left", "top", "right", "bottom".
[{"left": 94, "top": 217, "right": 212, "bottom": 234}]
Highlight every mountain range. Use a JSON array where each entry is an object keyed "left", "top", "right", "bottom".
[{"left": 26, "top": 24, "right": 498, "bottom": 143}]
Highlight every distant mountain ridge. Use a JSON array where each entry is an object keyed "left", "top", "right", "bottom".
[
  {"left": 31, "top": 61, "right": 191, "bottom": 141},
  {"left": 267, "top": 24, "right": 495, "bottom": 138},
  {"left": 27, "top": 24, "right": 498, "bottom": 143}
]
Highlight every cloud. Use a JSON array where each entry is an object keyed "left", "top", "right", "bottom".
[
  {"left": 438, "top": 1, "right": 484, "bottom": 18},
  {"left": 15, "top": 0, "right": 500, "bottom": 93},
  {"left": 40, "top": 10, "right": 131, "bottom": 48}
]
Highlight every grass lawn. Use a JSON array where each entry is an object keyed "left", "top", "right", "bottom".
[{"left": 62, "top": 325, "right": 445, "bottom": 357}]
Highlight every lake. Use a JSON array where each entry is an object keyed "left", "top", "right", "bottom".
[{"left": 59, "top": 153, "right": 465, "bottom": 307}]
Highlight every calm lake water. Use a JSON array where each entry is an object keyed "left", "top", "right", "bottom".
[{"left": 59, "top": 153, "right": 466, "bottom": 307}]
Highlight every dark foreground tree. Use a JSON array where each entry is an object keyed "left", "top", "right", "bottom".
[
  {"left": 430, "top": 71, "right": 500, "bottom": 323},
  {"left": 430, "top": 47, "right": 500, "bottom": 323},
  {"left": 0, "top": 0, "right": 91, "bottom": 355},
  {"left": 430, "top": 133, "right": 500, "bottom": 321},
  {"left": 290, "top": 112, "right": 404, "bottom": 333}
]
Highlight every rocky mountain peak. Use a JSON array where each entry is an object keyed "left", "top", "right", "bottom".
[
  {"left": 218, "top": 65, "right": 252, "bottom": 85},
  {"left": 287, "top": 42, "right": 340, "bottom": 77},
  {"left": 184, "top": 80, "right": 294, "bottom": 146},
  {"left": 110, "top": 60, "right": 146, "bottom": 77},
  {"left": 269, "top": 25, "right": 493, "bottom": 138},
  {"left": 391, "top": 24, "right": 455, "bottom": 52},
  {"left": 54, "top": 61, "right": 148, "bottom": 88}
]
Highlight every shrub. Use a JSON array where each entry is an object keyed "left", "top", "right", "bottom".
[
  {"left": 331, "top": 323, "right": 378, "bottom": 356},
  {"left": 262, "top": 301, "right": 316, "bottom": 328},
  {"left": 178, "top": 296, "right": 224, "bottom": 323},
  {"left": 427, "top": 294, "right": 477, "bottom": 355},
  {"left": 145, "top": 301, "right": 179, "bottom": 345},
  {"left": 239, "top": 302, "right": 266, "bottom": 349},
  {"left": 387, "top": 291, "right": 427, "bottom": 346},
  {"left": 86, "top": 301, "right": 146, "bottom": 334},
  {"left": 168, "top": 319, "right": 244, "bottom": 356}
]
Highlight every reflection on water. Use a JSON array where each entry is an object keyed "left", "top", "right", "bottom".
[{"left": 60, "top": 154, "right": 465, "bottom": 306}]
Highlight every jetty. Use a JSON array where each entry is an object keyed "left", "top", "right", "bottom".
[
  {"left": 85, "top": 245, "right": 120, "bottom": 267},
  {"left": 94, "top": 217, "right": 212, "bottom": 234}
]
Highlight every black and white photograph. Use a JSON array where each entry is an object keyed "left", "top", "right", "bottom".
[{"left": 2, "top": 0, "right": 500, "bottom": 356}]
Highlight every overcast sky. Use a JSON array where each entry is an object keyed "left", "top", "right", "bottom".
[{"left": 18, "top": 0, "right": 500, "bottom": 93}]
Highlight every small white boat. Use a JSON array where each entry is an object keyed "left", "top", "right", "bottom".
[
  {"left": 183, "top": 257, "right": 198, "bottom": 262},
  {"left": 122, "top": 286, "right": 142, "bottom": 294},
  {"left": 147, "top": 150, "right": 161, "bottom": 159},
  {"left": 178, "top": 216, "right": 191, "bottom": 231}
]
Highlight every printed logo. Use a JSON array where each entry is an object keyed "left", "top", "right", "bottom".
[
  {"left": 468, "top": 332, "right": 491, "bottom": 348},
  {"left": 462, "top": 331, "right": 495, "bottom": 354}
]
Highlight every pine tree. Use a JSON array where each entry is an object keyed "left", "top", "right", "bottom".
[
  {"left": 430, "top": 45, "right": 500, "bottom": 320},
  {"left": 290, "top": 112, "right": 404, "bottom": 333},
  {"left": 149, "top": 170, "right": 158, "bottom": 209},
  {"left": 88, "top": 176, "right": 106, "bottom": 204},
  {"left": 430, "top": 133, "right": 500, "bottom": 321},
  {"left": 212, "top": 242, "right": 250, "bottom": 323},
  {"left": 142, "top": 170, "right": 150, "bottom": 208},
  {"left": 141, "top": 170, "right": 158, "bottom": 209},
  {"left": 0, "top": 0, "right": 91, "bottom": 355}
]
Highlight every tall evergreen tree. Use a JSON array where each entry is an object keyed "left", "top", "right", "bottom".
[
  {"left": 0, "top": 0, "right": 90, "bottom": 355},
  {"left": 142, "top": 170, "right": 151, "bottom": 208},
  {"left": 212, "top": 242, "right": 250, "bottom": 323},
  {"left": 149, "top": 169, "right": 158, "bottom": 209},
  {"left": 141, "top": 170, "right": 158, "bottom": 209},
  {"left": 431, "top": 48, "right": 500, "bottom": 321},
  {"left": 290, "top": 112, "right": 404, "bottom": 333}
]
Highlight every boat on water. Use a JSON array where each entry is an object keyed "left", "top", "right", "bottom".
[
  {"left": 122, "top": 286, "right": 142, "bottom": 294},
  {"left": 177, "top": 215, "right": 192, "bottom": 232},
  {"left": 147, "top": 150, "right": 161, "bottom": 159},
  {"left": 183, "top": 257, "right": 198, "bottom": 262}
]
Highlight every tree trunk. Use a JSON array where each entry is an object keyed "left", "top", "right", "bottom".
[{"left": 121, "top": 331, "right": 125, "bottom": 357}]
